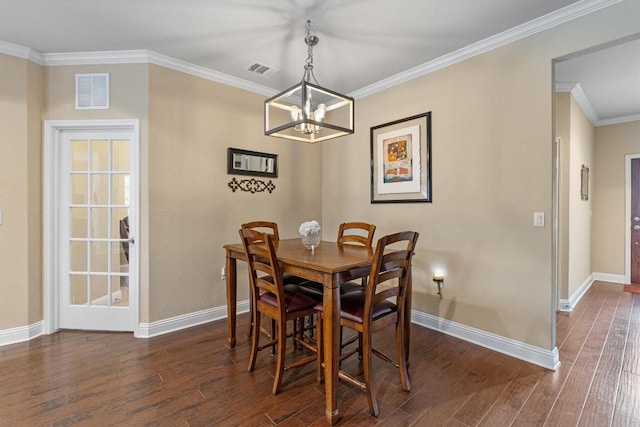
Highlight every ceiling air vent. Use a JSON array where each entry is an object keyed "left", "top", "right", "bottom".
[
  {"left": 246, "top": 62, "right": 279, "bottom": 78},
  {"left": 75, "top": 73, "right": 109, "bottom": 109}
]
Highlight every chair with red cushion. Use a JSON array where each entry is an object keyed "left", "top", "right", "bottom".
[
  {"left": 239, "top": 228, "right": 320, "bottom": 394},
  {"left": 241, "top": 221, "right": 306, "bottom": 338},
  {"left": 336, "top": 222, "right": 376, "bottom": 293},
  {"left": 315, "top": 230, "right": 419, "bottom": 416}
]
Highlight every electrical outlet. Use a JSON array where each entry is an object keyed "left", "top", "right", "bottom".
[{"left": 221, "top": 267, "right": 226, "bottom": 280}]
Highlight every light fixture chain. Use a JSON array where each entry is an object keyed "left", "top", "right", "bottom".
[{"left": 304, "top": 19, "right": 320, "bottom": 85}]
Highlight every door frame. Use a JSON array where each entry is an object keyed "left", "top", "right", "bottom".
[
  {"left": 625, "top": 154, "right": 640, "bottom": 284},
  {"left": 43, "top": 119, "right": 140, "bottom": 335}
]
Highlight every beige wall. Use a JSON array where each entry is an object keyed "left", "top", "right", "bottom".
[
  {"left": 567, "top": 96, "right": 595, "bottom": 297},
  {"left": 147, "top": 64, "right": 322, "bottom": 322},
  {"left": 27, "top": 60, "right": 44, "bottom": 324},
  {"left": 322, "top": 0, "right": 639, "bottom": 350},
  {"left": 43, "top": 63, "right": 150, "bottom": 320},
  {"left": 555, "top": 91, "right": 597, "bottom": 301},
  {"left": 1, "top": 0, "right": 638, "bottom": 352},
  {"left": 0, "top": 54, "right": 42, "bottom": 330},
  {"left": 592, "top": 121, "right": 640, "bottom": 275}
]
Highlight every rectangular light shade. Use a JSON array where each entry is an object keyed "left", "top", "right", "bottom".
[{"left": 265, "top": 80, "right": 354, "bottom": 143}]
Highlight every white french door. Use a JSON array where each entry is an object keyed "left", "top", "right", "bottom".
[{"left": 44, "top": 120, "right": 139, "bottom": 333}]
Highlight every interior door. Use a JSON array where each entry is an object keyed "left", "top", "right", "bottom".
[
  {"left": 632, "top": 158, "right": 640, "bottom": 284},
  {"left": 60, "top": 130, "right": 136, "bottom": 331}
]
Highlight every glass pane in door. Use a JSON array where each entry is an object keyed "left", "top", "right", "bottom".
[{"left": 68, "top": 137, "right": 130, "bottom": 309}]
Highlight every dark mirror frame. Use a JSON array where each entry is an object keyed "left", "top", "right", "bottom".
[{"left": 227, "top": 147, "right": 278, "bottom": 178}]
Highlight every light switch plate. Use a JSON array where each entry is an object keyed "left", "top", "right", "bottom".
[
  {"left": 0, "top": 211, "right": 3, "bottom": 225},
  {"left": 533, "top": 212, "right": 545, "bottom": 227}
]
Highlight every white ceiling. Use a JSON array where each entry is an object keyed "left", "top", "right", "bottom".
[
  {"left": 0, "top": 0, "right": 637, "bottom": 124},
  {"left": 555, "top": 38, "right": 640, "bottom": 125}
]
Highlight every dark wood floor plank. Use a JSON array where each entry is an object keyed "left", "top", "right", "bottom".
[
  {"left": 621, "top": 292, "right": 640, "bottom": 376},
  {"left": 452, "top": 355, "right": 525, "bottom": 425},
  {"left": 612, "top": 371, "right": 640, "bottom": 427},
  {"left": 0, "top": 283, "right": 637, "bottom": 426},
  {"left": 545, "top": 287, "right": 620, "bottom": 426},
  {"left": 578, "top": 291, "right": 633, "bottom": 427},
  {"left": 477, "top": 362, "right": 545, "bottom": 426}
]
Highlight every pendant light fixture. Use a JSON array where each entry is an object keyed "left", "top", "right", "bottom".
[{"left": 264, "top": 20, "right": 354, "bottom": 143}]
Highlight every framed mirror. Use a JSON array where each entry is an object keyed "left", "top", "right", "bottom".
[{"left": 227, "top": 147, "right": 278, "bottom": 178}]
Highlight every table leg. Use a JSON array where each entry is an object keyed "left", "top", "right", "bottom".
[
  {"left": 323, "top": 276, "right": 341, "bottom": 425},
  {"left": 226, "top": 254, "right": 237, "bottom": 349}
]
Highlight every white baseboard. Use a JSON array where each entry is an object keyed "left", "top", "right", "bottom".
[
  {"left": 135, "top": 303, "right": 559, "bottom": 370},
  {"left": 1, "top": 302, "right": 560, "bottom": 372},
  {"left": 411, "top": 310, "right": 559, "bottom": 370},
  {"left": 592, "top": 272, "right": 626, "bottom": 284},
  {"left": 559, "top": 272, "right": 626, "bottom": 312},
  {"left": 136, "top": 300, "right": 250, "bottom": 338},
  {"left": 559, "top": 274, "right": 593, "bottom": 312},
  {"left": 0, "top": 321, "right": 43, "bottom": 347}
]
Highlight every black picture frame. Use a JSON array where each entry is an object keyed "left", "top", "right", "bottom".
[
  {"left": 370, "top": 112, "right": 432, "bottom": 203},
  {"left": 227, "top": 147, "right": 278, "bottom": 178}
]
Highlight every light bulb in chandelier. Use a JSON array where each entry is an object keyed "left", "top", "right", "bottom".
[{"left": 291, "top": 102, "right": 326, "bottom": 134}]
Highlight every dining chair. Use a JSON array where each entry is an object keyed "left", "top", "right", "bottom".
[
  {"left": 337, "top": 221, "right": 377, "bottom": 248},
  {"left": 336, "top": 222, "right": 376, "bottom": 292},
  {"left": 297, "top": 221, "right": 377, "bottom": 300},
  {"left": 241, "top": 221, "right": 306, "bottom": 338},
  {"left": 239, "top": 228, "right": 321, "bottom": 394},
  {"left": 315, "top": 230, "right": 419, "bottom": 417},
  {"left": 298, "top": 221, "right": 377, "bottom": 344}
]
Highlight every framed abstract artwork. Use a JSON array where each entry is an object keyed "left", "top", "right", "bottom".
[{"left": 370, "top": 112, "right": 432, "bottom": 203}]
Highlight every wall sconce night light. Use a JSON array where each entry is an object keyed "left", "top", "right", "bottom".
[{"left": 433, "top": 272, "right": 444, "bottom": 296}]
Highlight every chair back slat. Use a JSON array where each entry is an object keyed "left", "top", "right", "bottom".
[
  {"left": 239, "top": 228, "right": 284, "bottom": 311},
  {"left": 337, "top": 222, "right": 376, "bottom": 247},
  {"left": 241, "top": 221, "right": 280, "bottom": 241},
  {"left": 364, "top": 231, "right": 419, "bottom": 325}
]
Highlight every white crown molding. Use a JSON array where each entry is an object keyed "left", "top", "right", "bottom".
[
  {"left": 146, "top": 51, "right": 276, "bottom": 97},
  {"left": 0, "top": 39, "right": 43, "bottom": 64},
  {"left": 40, "top": 49, "right": 277, "bottom": 97},
  {"left": 556, "top": 82, "right": 600, "bottom": 125},
  {"left": 596, "top": 113, "right": 640, "bottom": 126},
  {"left": 1, "top": 0, "right": 620, "bottom": 101},
  {"left": 350, "top": 0, "right": 623, "bottom": 99},
  {"left": 43, "top": 49, "right": 150, "bottom": 65},
  {"left": 555, "top": 81, "right": 637, "bottom": 127},
  {"left": 1, "top": 1, "right": 631, "bottom": 123}
]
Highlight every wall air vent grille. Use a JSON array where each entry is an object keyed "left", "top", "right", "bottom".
[
  {"left": 75, "top": 73, "right": 109, "bottom": 109},
  {"left": 246, "top": 62, "right": 278, "bottom": 78}
]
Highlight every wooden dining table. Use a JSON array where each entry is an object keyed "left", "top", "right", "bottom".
[{"left": 223, "top": 238, "right": 412, "bottom": 425}]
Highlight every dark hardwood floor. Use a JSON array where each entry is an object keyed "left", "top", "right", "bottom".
[{"left": 0, "top": 280, "right": 638, "bottom": 426}]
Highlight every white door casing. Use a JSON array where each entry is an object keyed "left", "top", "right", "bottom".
[{"left": 44, "top": 120, "right": 140, "bottom": 335}]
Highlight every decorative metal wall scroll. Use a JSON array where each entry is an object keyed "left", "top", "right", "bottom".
[{"left": 228, "top": 177, "right": 276, "bottom": 194}]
